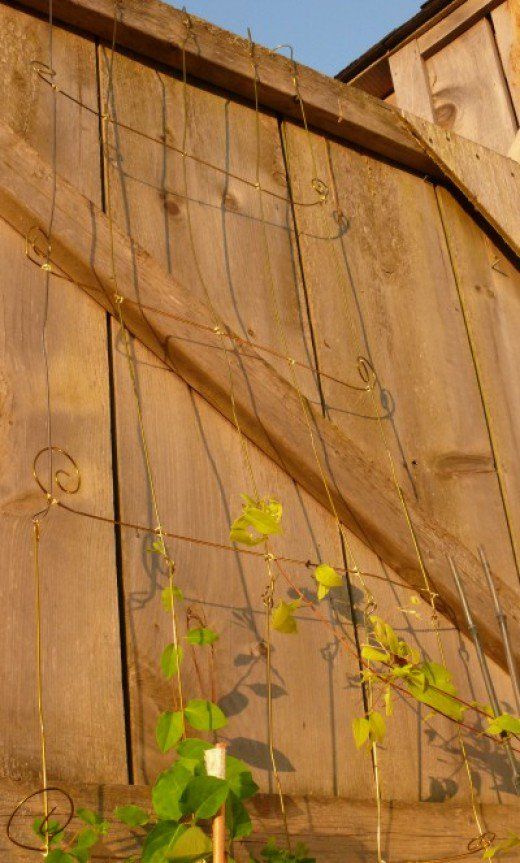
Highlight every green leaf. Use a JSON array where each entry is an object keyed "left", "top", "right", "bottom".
[
  {"left": 271, "top": 599, "right": 301, "bottom": 634},
  {"left": 360, "top": 646, "right": 389, "bottom": 664},
  {"left": 161, "top": 643, "right": 184, "bottom": 679},
  {"left": 483, "top": 832, "right": 520, "bottom": 860},
  {"left": 114, "top": 804, "right": 150, "bottom": 827},
  {"left": 182, "top": 775, "right": 229, "bottom": 820},
  {"left": 186, "top": 627, "right": 219, "bottom": 646},
  {"left": 384, "top": 687, "right": 393, "bottom": 717},
  {"left": 161, "top": 585, "right": 184, "bottom": 611},
  {"left": 314, "top": 564, "right": 342, "bottom": 600},
  {"left": 156, "top": 710, "right": 184, "bottom": 752},
  {"left": 352, "top": 717, "right": 371, "bottom": 749},
  {"left": 230, "top": 496, "right": 282, "bottom": 546},
  {"left": 184, "top": 699, "right": 227, "bottom": 731},
  {"left": 316, "top": 583, "right": 328, "bottom": 601},
  {"left": 167, "top": 824, "right": 212, "bottom": 862},
  {"left": 69, "top": 826, "right": 101, "bottom": 861},
  {"left": 406, "top": 662, "right": 464, "bottom": 722},
  {"left": 486, "top": 713, "right": 520, "bottom": 736},
  {"left": 226, "top": 755, "right": 259, "bottom": 800},
  {"left": 46, "top": 852, "right": 76, "bottom": 863},
  {"left": 369, "top": 616, "right": 400, "bottom": 655},
  {"left": 368, "top": 710, "right": 386, "bottom": 745},
  {"left": 32, "top": 817, "right": 63, "bottom": 847},
  {"left": 176, "top": 738, "right": 212, "bottom": 760},
  {"left": 75, "top": 809, "right": 108, "bottom": 835},
  {"left": 142, "top": 821, "right": 187, "bottom": 863},
  {"left": 153, "top": 764, "right": 193, "bottom": 820},
  {"left": 226, "top": 791, "right": 252, "bottom": 839}
]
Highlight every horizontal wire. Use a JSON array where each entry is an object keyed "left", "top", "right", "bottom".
[
  {"left": 53, "top": 495, "right": 520, "bottom": 734},
  {"left": 274, "top": 560, "right": 520, "bottom": 754},
  {"left": 26, "top": 255, "right": 378, "bottom": 401},
  {"left": 33, "top": 65, "right": 325, "bottom": 209},
  {"left": 56, "top": 497, "right": 420, "bottom": 593}
]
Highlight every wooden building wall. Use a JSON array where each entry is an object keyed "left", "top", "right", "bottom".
[
  {"left": 0, "top": 0, "right": 519, "bottom": 859},
  {"left": 384, "top": 0, "right": 520, "bottom": 157}
]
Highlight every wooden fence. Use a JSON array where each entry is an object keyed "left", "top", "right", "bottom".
[{"left": 0, "top": 0, "right": 519, "bottom": 858}]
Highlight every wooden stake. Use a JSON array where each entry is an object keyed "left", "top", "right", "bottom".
[{"left": 204, "top": 742, "right": 227, "bottom": 863}]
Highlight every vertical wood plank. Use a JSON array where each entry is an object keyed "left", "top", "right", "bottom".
[
  {"left": 389, "top": 40, "right": 435, "bottom": 120},
  {"left": 283, "top": 120, "right": 520, "bottom": 802},
  {"left": 0, "top": 5, "right": 126, "bottom": 783},
  {"left": 101, "top": 47, "right": 320, "bottom": 402},
  {"left": 100, "top": 46, "right": 370, "bottom": 798},
  {"left": 436, "top": 185, "right": 520, "bottom": 583},
  {"left": 425, "top": 19, "right": 517, "bottom": 154},
  {"left": 492, "top": 0, "right": 520, "bottom": 121}
]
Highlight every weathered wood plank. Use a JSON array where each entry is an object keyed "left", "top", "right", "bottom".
[
  {"left": 99, "top": 45, "right": 370, "bottom": 795},
  {"left": 389, "top": 39, "right": 435, "bottom": 120},
  {"left": 0, "top": 117, "right": 518, "bottom": 673},
  {"left": 492, "top": 0, "right": 520, "bottom": 121},
  {"left": 400, "top": 110, "right": 520, "bottom": 257},
  {"left": 13, "top": 0, "right": 436, "bottom": 175},
  {"left": 425, "top": 18, "right": 517, "bottom": 154},
  {"left": 282, "top": 120, "right": 520, "bottom": 801},
  {"left": 1, "top": 779, "right": 519, "bottom": 861},
  {"left": 100, "top": 46, "right": 318, "bottom": 399},
  {"left": 0, "top": 6, "right": 126, "bottom": 784},
  {"left": 418, "top": 0, "right": 504, "bottom": 56},
  {"left": 436, "top": 185, "right": 520, "bottom": 582}
]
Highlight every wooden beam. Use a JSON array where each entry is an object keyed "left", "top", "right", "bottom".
[
  {"left": 14, "top": 0, "right": 436, "bottom": 176},
  {"left": 400, "top": 110, "right": 520, "bottom": 257},
  {"left": 344, "top": 0, "right": 501, "bottom": 97},
  {"left": 417, "top": 0, "right": 503, "bottom": 57},
  {"left": 389, "top": 40, "right": 436, "bottom": 120},
  {"left": 0, "top": 118, "right": 518, "bottom": 672},
  {"left": 1, "top": 779, "right": 519, "bottom": 861}
]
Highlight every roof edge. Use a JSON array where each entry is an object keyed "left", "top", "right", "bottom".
[{"left": 336, "top": 0, "right": 457, "bottom": 83}]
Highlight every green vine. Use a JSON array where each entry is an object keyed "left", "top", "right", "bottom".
[{"left": 33, "top": 495, "right": 520, "bottom": 862}]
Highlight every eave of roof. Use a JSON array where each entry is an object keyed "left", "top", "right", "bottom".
[{"left": 336, "top": 0, "right": 456, "bottom": 83}]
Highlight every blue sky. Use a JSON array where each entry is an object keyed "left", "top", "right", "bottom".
[{"left": 172, "top": 1, "right": 423, "bottom": 76}]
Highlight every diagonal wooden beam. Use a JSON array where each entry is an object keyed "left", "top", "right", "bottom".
[
  {"left": 16, "top": 0, "right": 436, "bottom": 175},
  {"left": 400, "top": 110, "right": 520, "bottom": 258},
  {"left": 0, "top": 118, "right": 518, "bottom": 672},
  {"left": 1, "top": 779, "right": 518, "bottom": 861}
]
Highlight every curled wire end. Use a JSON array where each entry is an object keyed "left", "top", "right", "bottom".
[
  {"left": 270, "top": 42, "right": 295, "bottom": 63},
  {"left": 6, "top": 786, "right": 74, "bottom": 852},
  {"left": 467, "top": 832, "right": 495, "bottom": 853},
  {"left": 29, "top": 60, "right": 56, "bottom": 87},
  {"left": 311, "top": 176, "right": 329, "bottom": 202},
  {"left": 25, "top": 226, "right": 52, "bottom": 271},
  {"left": 181, "top": 5, "right": 193, "bottom": 33},
  {"left": 356, "top": 356, "right": 377, "bottom": 392},
  {"left": 33, "top": 446, "right": 81, "bottom": 499}
]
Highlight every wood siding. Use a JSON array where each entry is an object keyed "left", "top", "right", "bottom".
[{"left": 1, "top": 1, "right": 520, "bottom": 859}]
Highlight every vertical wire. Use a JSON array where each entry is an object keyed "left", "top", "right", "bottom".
[
  {"left": 178, "top": 17, "right": 292, "bottom": 845},
  {"left": 101, "top": 1, "right": 186, "bottom": 728},
  {"left": 320, "top": 130, "right": 484, "bottom": 839},
  {"left": 30, "top": 0, "right": 59, "bottom": 851},
  {"left": 435, "top": 189, "right": 520, "bottom": 582},
  {"left": 180, "top": 14, "right": 258, "bottom": 500},
  {"left": 248, "top": 34, "right": 377, "bottom": 854},
  {"left": 248, "top": 36, "right": 372, "bottom": 600},
  {"left": 277, "top": 58, "right": 484, "bottom": 844},
  {"left": 33, "top": 520, "right": 49, "bottom": 857},
  {"left": 264, "top": 557, "right": 291, "bottom": 850}
]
